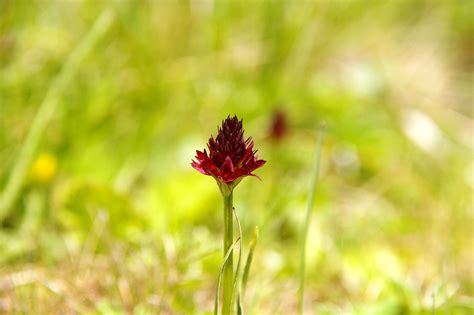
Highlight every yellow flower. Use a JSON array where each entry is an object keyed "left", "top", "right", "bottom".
[{"left": 31, "top": 153, "right": 57, "bottom": 183}]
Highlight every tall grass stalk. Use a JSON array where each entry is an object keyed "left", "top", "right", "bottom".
[
  {"left": 0, "top": 9, "right": 114, "bottom": 222},
  {"left": 298, "top": 125, "right": 324, "bottom": 315}
]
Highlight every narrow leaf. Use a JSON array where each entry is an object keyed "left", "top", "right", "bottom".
[
  {"left": 298, "top": 125, "right": 324, "bottom": 315},
  {"left": 214, "top": 237, "right": 241, "bottom": 315},
  {"left": 242, "top": 226, "right": 259, "bottom": 296},
  {"left": 232, "top": 207, "right": 243, "bottom": 307}
]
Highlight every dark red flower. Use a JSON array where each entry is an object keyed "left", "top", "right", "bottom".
[
  {"left": 192, "top": 115, "right": 266, "bottom": 193},
  {"left": 269, "top": 110, "right": 288, "bottom": 141}
]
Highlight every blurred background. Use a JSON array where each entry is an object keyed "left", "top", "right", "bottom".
[{"left": 0, "top": 1, "right": 473, "bottom": 314}]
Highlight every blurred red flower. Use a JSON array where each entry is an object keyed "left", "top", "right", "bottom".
[
  {"left": 192, "top": 115, "right": 266, "bottom": 192},
  {"left": 269, "top": 110, "right": 287, "bottom": 141}
]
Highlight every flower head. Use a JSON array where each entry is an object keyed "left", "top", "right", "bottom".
[
  {"left": 192, "top": 115, "right": 266, "bottom": 194},
  {"left": 31, "top": 152, "right": 57, "bottom": 184},
  {"left": 269, "top": 110, "right": 288, "bottom": 141}
]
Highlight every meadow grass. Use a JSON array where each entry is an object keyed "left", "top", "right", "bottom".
[{"left": 0, "top": 1, "right": 473, "bottom": 314}]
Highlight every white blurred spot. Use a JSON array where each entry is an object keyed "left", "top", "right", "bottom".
[
  {"left": 344, "top": 62, "right": 382, "bottom": 97},
  {"left": 332, "top": 143, "right": 360, "bottom": 174},
  {"left": 402, "top": 109, "right": 442, "bottom": 152},
  {"left": 263, "top": 250, "right": 283, "bottom": 273},
  {"left": 178, "top": 138, "right": 202, "bottom": 169},
  {"left": 465, "top": 161, "right": 474, "bottom": 189}
]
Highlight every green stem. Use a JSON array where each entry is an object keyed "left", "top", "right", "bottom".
[
  {"left": 298, "top": 126, "right": 324, "bottom": 315},
  {"left": 222, "top": 192, "right": 234, "bottom": 315}
]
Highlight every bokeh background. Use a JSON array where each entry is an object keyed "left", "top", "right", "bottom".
[{"left": 0, "top": 1, "right": 473, "bottom": 314}]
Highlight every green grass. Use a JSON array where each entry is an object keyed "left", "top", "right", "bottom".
[
  {"left": 298, "top": 125, "right": 324, "bottom": 314},
  {"left": 0, "top": 1, "right": 473, "bottom": 314}
]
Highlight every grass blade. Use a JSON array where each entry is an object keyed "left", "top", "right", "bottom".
[
  {"left": 0, "top": 9, "right": 114, "bottom": 222},
  {"left": 237, "top": 226, "right": 258, "bottom": 315},
  {"left": 232, "top": 207, "right": 243, "bottom": 307},
  {"left": 237, "top": 298, "right": 244, "bottom": 315},
  {"left": 298, "top": 125, "right": 325, "bottom": 315},
  {"left": 241, "top": 226, "right": 259, "bottom": 296}
]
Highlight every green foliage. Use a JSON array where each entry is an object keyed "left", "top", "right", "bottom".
[{"left": 0, "top": 1, "right": 472, "bottom": 314}]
